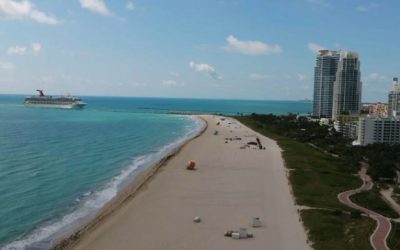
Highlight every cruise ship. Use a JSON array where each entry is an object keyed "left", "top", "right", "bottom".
[{"left": 24, "top": 90, "right": 86, "bottom": 109}]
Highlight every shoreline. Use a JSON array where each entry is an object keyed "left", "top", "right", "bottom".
[
  {"left": 50, "top": 116, "right": 208, "bottom": 250},
  {"left": 68, "top": 115, "right": 309, "bottom": 250}
]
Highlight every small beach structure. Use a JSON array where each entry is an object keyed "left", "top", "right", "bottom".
[
  {"left": 252, "top": 217, "right": 262, "bottom": 227},
  {"left": 193, "top": 216, "right": 201, "bottom": 223},
  {"left": 224, "top": 228, "right": 253, "bottom": 239},
  {"left": 186, "top": 160, "right": 196, "bottom": 170}
]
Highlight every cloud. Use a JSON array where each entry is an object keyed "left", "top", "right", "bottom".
[
  {"left": 305, "top": 0, "right": 329, "bottom": 7},
  {"left": 131, "top": 82, "right": 147, "bottom": 87},
  {"left": 31, "top": 42, "right": 41, "bottom": 54},
  {"left": 162, "top": 79, "right": 176, "bottom": 86},
  {"left": 7, "top": 46, "right": 27, "bottom": 55},
  {"left": 7, "top": 42, "right": 42, "bottom": 56},
  {"left": 224, "top": 35, "right": 282, "bottom": 56},
  {"left": 40, "top": 75, "right": 55, "bottom": 85},
  {"left": 297, "top": 73, "right": 307, "bottom": 81},
  {"left": 79, "top": 0, "right": 111, "bottom": 16},
  {"left": 189, "top": 61, "right": 222, "bottom": 80},
  {"left": 162, "top": 79, "right": 184, "bottom": 87},
  {"left": 30, "top": 9, "right": 59, "bottom": 24},
  {"left": 356, "top": 3, "right": 377, "bottom": 12},
  {"left": 169, "top": 71, "right": 179, "bottom": 77},
  {"left": 126, "top": 1, "right": 134, "bottom": 11},
  {"left": 0, "top": 61, "right": 14, "bottom": 70},
  {"left": 367, "top": 73, "right": 379, "bottom": 79},
  {"left": 307, "top": 42, "right": 326, "bottom": 54},
  {"left": 302, "top": 84, "right": 310, "bottom": 89},
  {"left": 363, "top": 73, "right": 388, "bottom": 81},
  {"left": 249, "top": 73, "right": 271, "bottom": 80},
  {"left": 249, "top": 73, "right": 307, "bottom": 82},
  {"left": 0, "top": 0, "right": 59, "bottom": 24}
]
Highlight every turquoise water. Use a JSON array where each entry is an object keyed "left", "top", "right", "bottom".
[{"left": 0, "top": 95, "right": 311, "bottom": 249}]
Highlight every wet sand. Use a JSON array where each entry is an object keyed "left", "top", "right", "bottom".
[{"left": 69, "top": 115, "right": 310, "bottom": 250}]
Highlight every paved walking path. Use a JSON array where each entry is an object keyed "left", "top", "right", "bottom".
[{"left": 337, "top": 167, "right": 392, "bottom": 250}]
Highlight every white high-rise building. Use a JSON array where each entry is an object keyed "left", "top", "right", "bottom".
[
  {"left": 332, "top": 51, "right": 362, "bottom": 120},
  {"left": 312, "top": 50, "right": 362, "bottom": 120},
  {"left": 357, "top": 116, "right": 400, "bottom": 146},
  {"left": 312, "top": 50, "right": 339, "bottom": 118},
  {"left": 388, "top": 77, "right": 400, "bottom": 117}
]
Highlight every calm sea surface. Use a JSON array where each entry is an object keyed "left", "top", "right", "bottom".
[{"left": 0, "top": 95, "right": 311, "bottom": 249}]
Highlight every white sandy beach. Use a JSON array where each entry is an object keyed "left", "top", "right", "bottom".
[{"left": 69, "top": 115, "right": 310, "bottom": 250}]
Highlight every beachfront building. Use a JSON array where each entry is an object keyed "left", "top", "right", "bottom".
[
  {"left": 370, "top": 103, "right": 388, "bottom": 118},
  {"left": 333, "top": 114, "right": 361, "bottom": 135},
  {"left": 332, "top": 51, "right": 362, "bottom": 120},
  {"left": 362, "top": 102, "right": 388, "bottom": 118},
  {"left": 313, "top": 50, "right": 339, "bottom": 118},
  {"left": 357, "top": 116, "right": 400, "bottom": 146},
  {"left": 342, "top": 121, "right": 359, "bottom": 140},
  {"left": 388, "top": 77, "right": 400, "bottom": 117}
]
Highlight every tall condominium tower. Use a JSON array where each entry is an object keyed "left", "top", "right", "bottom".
[
  {"left": 332, "top": 51, "right": 362, "bottom": 120},
  {"left": 388, "top": 77, "right": 400, "bottom": 117},
  {"left": 312, "top": 50, "right": 339, "bottom": 118}
]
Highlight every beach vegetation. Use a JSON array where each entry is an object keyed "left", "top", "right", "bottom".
[
  {"left": 388, "top": 222, "right": 400, "bottom": 250},
  {"left": 236, "top": 114, "right": 399, "bottom": 249},
  {"left": 301, "top": 209, "right": 374, "bottom": 250},
  {"left": 351, "top": 186, "right": 399, "bottom": 218},
  {"left": 393, "top": 186, "right": 400, "bottom": 204},
  {"left": 360, "top": 144, "right": 400, "bottom": 181},
  {"left": 240, "top": 113, "right": 400, "bottom": 181},
  {"left": 237, "top": 114, "right": 362, "bottom": 209}
]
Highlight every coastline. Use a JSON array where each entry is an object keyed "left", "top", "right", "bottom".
[
  {"left": 48, "top": 116, "right": 208, "bottom": 250},
  {"left": 67, "top": 115, "right": 309, "bottom": 250}
]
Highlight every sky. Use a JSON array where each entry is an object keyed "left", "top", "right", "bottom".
[{"left": 0, "top": 0, "right": 399, "bottom": 102}]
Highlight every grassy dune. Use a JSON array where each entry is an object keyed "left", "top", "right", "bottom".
[{"left": 236, "top": 116, "right": 378, "bottom": 249}]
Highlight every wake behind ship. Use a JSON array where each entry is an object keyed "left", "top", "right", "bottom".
[{"left": 24, "top": 90, "right": 86, "bottom": 109}]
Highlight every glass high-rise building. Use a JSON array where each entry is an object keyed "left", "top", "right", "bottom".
[
  {"left": 332, "top": 51, "right": 362, "bottom": 120},
  {"left": 312, "top": 50, "right": 339, "bottom": 118},
  {"left": 388, "top": 77, "right": 400, "bottom": 117}
]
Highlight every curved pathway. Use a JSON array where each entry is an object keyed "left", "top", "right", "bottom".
[{"left": 338, "top": 166, "right": 392, "bottom": 250}]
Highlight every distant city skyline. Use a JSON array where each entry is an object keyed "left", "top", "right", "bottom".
[{"left": 0, "top": 0, "right": 399, "bottom": 102}]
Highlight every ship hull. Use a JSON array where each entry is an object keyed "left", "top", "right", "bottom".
[{"left": 24, "top": 103, "right": 86, "bottom": 109}]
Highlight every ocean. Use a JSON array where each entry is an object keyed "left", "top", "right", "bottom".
[{"left": 0, "top": 95, "right": 311, "bottom": 249}]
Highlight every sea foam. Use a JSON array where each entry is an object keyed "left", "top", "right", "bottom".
[{"left": 2, "top": 116, "right": 205, "bottom": 250}]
